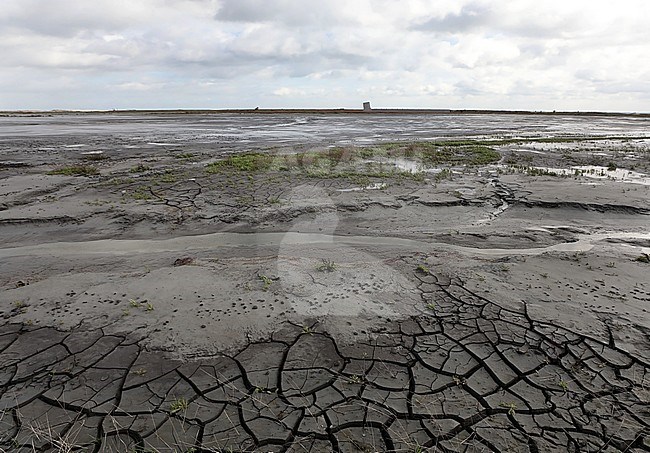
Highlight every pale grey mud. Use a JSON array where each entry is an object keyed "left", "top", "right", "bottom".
[{"left": 1, "top": 112, "right": 649, "bottom": 452}]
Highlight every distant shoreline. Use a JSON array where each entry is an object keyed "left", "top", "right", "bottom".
[{"left": 1, "top": 108, "right": 649, "bottom": 118}]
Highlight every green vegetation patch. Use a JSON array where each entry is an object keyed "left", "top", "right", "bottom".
[
  {"left": 381, "top": 141, "right": 501, "bottom": 166},
  {"left": 204, "top": 140, "right": 502, "bottom": 180},
  {"left": 635, "top": 253, "right": 650, "bottom": 264},
  {"left": 130, "top": 163, "right": 151, "bottom": 173},
  {"left": 174, "top": 152, "right": 196, "bottom": 159},
  {"left": 206, "top": 153, "right": 274, "bottom": 173},
  {"left": 49, "top": 165, "right": 99, "bottom": 176}
]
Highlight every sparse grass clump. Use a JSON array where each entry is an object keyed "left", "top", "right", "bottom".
[
  {"left": 158, "top": 172, "right": 177, "bottom": 183},
  {"left": 559, "top": 380, "right": 569, "bottom": 392},
  {"left": 499, "top": 402, "right": 517, "bottom": 416},
  {"left": 169, "top": 397, "right": 189, "bottom": 413},
  {"left": 433, "top": 168, "right": 452, "bottom": 182},
  {"left": 130, "top": 163, "right": 151, "bottom": 173},
  {"left": 132, "top": 187, "right": 153, "bottom": 201},
  {"left": 526, "top": 167, "right": 559, "bottom": 177},
  {"left": 381, "top": 141, "right": 501, "bottom": 166},
  {"left": 206, "top": 153, "right": 273, "bottom": 173},
  {"left": 635, "top": 253, "right": 650, "bottom": 264},
  {"left": 81, "top": 153, "right": 107, "bottom": 161},
  {"left": 49, "top": 165, "right": 99, "bottom": 176},
  {"left": 316, "top": 259, "right": 337, "bottom": 272},
  {"left": 258, "top": 274, "right": 275, "bottom": 291}
]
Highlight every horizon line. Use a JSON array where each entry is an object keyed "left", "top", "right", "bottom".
[{"left": 1, "top": 107, "right": 649, "bottom": 117}]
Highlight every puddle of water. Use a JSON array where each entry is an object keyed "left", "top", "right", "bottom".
[
  {"left": 64, "top": 144, "right": 87, "bottom": 148},
  {"left": 455, "top": 187, "right": 476, "bottom": 196},
  {"left": 509, "top": 148, "right": 546, "bottom": 155},
  {"left": 363, "top": 157, "right": 423, "bottom": 174},
  {"left": 336, "top": 183, "right": 387, "bottom": 192},
  {"left": 529, "top": 166, "right": 650, "bottom": 185},
  {"left": 80, "top": 151, "right": 104, "bottom": 155},
  {"left": 147, "top": 142, "right": 177, "bottom": 146}
]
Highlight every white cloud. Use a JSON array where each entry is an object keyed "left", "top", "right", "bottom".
[
  {"left": 272, "top": 87, "right": 303, "bottom": 97},
  {"left": 0, "top": 0, "right": 648, "bottom": 111}
]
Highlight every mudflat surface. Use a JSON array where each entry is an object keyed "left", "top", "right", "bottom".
[{"left": 1, "top": 113, "right": 649, "bottom": 452}]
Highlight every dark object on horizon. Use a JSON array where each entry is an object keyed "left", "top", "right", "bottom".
[
  {"left": 254, "top": 106, "right": 259, "bottom": 110},
  {"left": 363, "top": 101, "right": 371, "bottom": 111}
]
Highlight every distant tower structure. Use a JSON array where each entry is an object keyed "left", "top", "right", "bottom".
[{"left": 363, "top": 101, "right": 372, "bottom": 111}]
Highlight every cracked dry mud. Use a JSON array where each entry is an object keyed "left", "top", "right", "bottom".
[
  {"left": 1, "top": 271, "right": 649, "bottom": 452},
  {"left": 1, "top": 113, "right": 650, "bottom": 452}
]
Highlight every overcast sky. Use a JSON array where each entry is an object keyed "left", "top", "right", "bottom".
[{"left": 1, "top": 0, "right": 648, "bottom": 111}]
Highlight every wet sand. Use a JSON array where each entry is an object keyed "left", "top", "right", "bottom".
[{"left": 1, "top": 113, "right": 649, "bottom": 452}]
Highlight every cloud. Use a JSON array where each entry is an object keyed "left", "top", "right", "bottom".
[
  {"left": 0, "top": 0, "right": 649, "bottom": 111},
  {"left": 412, "top": 2, "right": 493, "bottom": 33}
]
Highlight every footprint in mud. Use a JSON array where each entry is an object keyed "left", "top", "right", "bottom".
[{"left": 275, "top": 184, "right": 420, "bottom": 324}]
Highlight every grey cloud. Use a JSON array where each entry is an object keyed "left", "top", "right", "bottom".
[
  {"left": 0, "top": 0, "right": 137, "bottom": 37},
  {"left": 215, "top": 0, "right": 349, "bottom": 27},
  {"left": 412, "top": 2, "right": 579, "bottom": 40},
  {"left": 412, "top": 3, "right": 492, "bottom": 33}
]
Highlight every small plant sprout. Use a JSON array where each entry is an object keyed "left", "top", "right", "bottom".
[
  {"left": 258, "top": 274, "right": 274, "bottom": 291},
  {"left": 254, "top": 386, "right": 272, "bottom": 394},
  {"left": 316, "top": 259, "right": 337, "bottom": 272},
  {"left": 13, "top": 300, "right": 25, "bottom": 309},
  {"left": 129, "top": 299, "right": 140, "bottom": 307},
  {"left": 302, "top": 325, "right": 314, "bottom": 335},
  {"left": 606, "top": 262, "right": 616, "bottom": 268},
  {"left": 416, "top": 264, "right": 430, "bottom": 275},
  {"left": 348, "top": 374, "right": 363, "bottom": 384},
  {"left": 559, "top": 380, "right": 569, "bottom": 392},
  {"left": 499, "top": 402, "right": 517, "bottom": 416},
  {"left": 426, "top": 303, "right": 436, "bottom": 311},
  {"left": 413, "top": 444, "right": 425, "bottom": 453},
  {"left": 122, "top": 309, "right": 130, "bottom": 317},
  {"left": 133, "top": 368, "right": 147, "bottom": 376},
  {"left": 169, "top": 397, "right": 189, "bottom": 413},
  {"left": 145, "top": 303, "right": 154, "bottom": 311}
]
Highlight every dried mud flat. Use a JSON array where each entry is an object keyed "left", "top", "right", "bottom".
[{"left": 1, "top": 113, "right": 650, "bottom": 452}]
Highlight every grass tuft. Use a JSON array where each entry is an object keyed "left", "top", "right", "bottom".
[
  {"left": 316, "top": 259, "right": 337, "bottom": 272},
  {"left": 206, "top": 153, "right": 273, "bottom": 173},
  {"left": 635, "top": 253, "right": 650, "bottom": 264},
  {"left": 169, "top": 397, "right": 189, "bottom": 413},
  {"left": 49, "top": 165, "right": 99, "bottom": 176}
]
